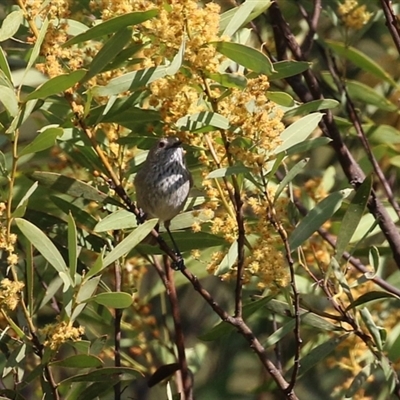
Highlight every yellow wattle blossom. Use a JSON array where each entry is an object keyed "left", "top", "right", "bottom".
[
  {"left": 0, "top": 279, "right": 25, "bottom": 311},
  {"left": 41, "top": 319, "right": 85, "bottom": 351},
  {"left": 338, "top": 0, "right": 372, "bottom": 30}
]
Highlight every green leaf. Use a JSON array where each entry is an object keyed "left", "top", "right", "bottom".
[
  {"left": 67, "top": 212, "right": 78, "bottom": 282},
  {"left": 214, "top": 241, "right": 237, "bottom": 275},
  {"left": 346, "top": 80, "right": 398, "bottom": 112},
  {"left": 15, "top": 218, "right": 71, "bottom": 282},
  {"left": 265, "top": 299, "right": 341, "bottom": 331},
  {"left": 274, "top": 158, "right": 309, "bottom": 201},
  {"left": 345, "top": 363, "right": 377, "bottom": 398},
  {"left": 0, "top": 86, "right": 18, "bottom": 116},
  {"left": 207, "top": 72, "right": 247, "bottom": 89},
  {"left": 207, "top": 165, "right": 250, "bottom": 179},
  {"left": 19, "top": 127, "right": 64, "bottom": 156},
  {"left": 219, "top": 0, "right": 271, "bottom": 34},
  {"left": 95, "top": 210, "right": 137, "bottom": 232},
  {"left": 266, "top": 91, "right": 294, "bottom": 107},
  {"left": 346, "top": 291, "right": 400, "bottom": 311},
  {"left": 284, "top": 99, "right": 339, "bottom": 118},
  {"left": 263, "top": 319, "right": 296, "bottom": 348},
  {"left": 13, "top": 181, "right": 38, "bottom": 218},
  {"left": 81, "top": 28, "right": 132, "bottom": 83},
  {"left": 7, "top": 99, "right": 39, "bottom": 133},
  {"left": 0, "top": 10, "right": 23, "bottom": 42},
  {"left": 50, "top": 195, "right": 98, "bottom": 231},
  {"left": 269, "top": 60, "right": 310, "bottom": 80},
  {"left": 360, "top": 308, "right": 385, "bottom": 351},
  {"left": 63, "top": 10, "right": 158, "bottom": 46},
  {"left": 335, "top": 176, "right": 372, "bottom": 261},
  {"left": 287, "top": 335, "right": 349, "bottom": 378},
  {"left": 25, "top": 70, "right": 86, "bottom": 101},
  {"left": 25, "top": 18, "right": 49, "bottom": 74},
  {"left": 286, "top": 137, "right": 332, "bottom": 155},
  {"left": 31, "top": 172, "right": 121, "bottom": 205},
  {"left": 91, "top": 65, "right": 165, "bottom": 97},
  {"left": 50, "top": 354, "right": 103, "bottom": 368},
  {"left": 0, "top": 47, "right": 12, "bottom": 82},
  {"left": 58, "top": 367, "right": 142, "bottom": 385},
  {"left": 274, "top": 113, "right": 323, "bottom": 154},
  {"left": 90, "top": 292, "right": 133, "bottom": 308},
  {"left": 176, "top": 111, "right": 230, "bottom": 131},
  {"left": 214, "top": 42, "right": 275, "bottom": 75},
  {"left": 223, "top": 0, "right": 271, "bottom": 37},
  {"left": 289, "top": 190, "right": 350, "bottom": 251},
  {"left": 102, "top": 219, "right": 158, "bottom": 269},
  {"left": 325, "top": 40, "right": 399, "bottom": 88}
]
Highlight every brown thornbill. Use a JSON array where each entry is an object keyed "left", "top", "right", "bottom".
[{"left": 134, "top": 137, "right": 192, "bottom": 252}]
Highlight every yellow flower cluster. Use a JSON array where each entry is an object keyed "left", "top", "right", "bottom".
[
  {"left": 217, "top": 75, "right": 284, "bottom": 170},
  {"left": 338, "top": 0, "right": 372, "bottom": 30},
  {"left": 41, "top": 319, "right": 85, "bottom": 351},
  {"left": 0, "top": 279, "right": 24, "bottom": 311}
]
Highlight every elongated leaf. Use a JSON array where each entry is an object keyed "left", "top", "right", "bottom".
[
  {"left": 25, "top": 70, "right": 86, "bottom": 101},
  {"left": 7, "top": 99, "right": 39, "bottom": 133},
  {"left": 286, "top": 137, "right": 332, "bottom": 155},
  {"left": 215, "top": 240, "right": 237, "bottom": 276},
  {"left": 90, "top": 292, "right": 133, "bottom": 308},
  {"left": 176, "top": 111, "right": 230, "bottom": 131},
  {"left": 13, "top": 181, "right": 38, "bottom": 218},
  {"left": 0, "top": 47, "right": 12, "bottom": 82},
  {"left": 360, "top": 308, "right": 384, "bottom": 351},
  {"left": 63, "top": 10, "right": 158, "bottom": 46},
  {"left": 95, "top": 210, "right": 137, "bottom": 232},
  {"left": 15, "top": 218, "right": 71, "bottom": 282},
  {"left": 284, "top": 99, "right": 339, "bottom": 118},
  {"left": 31, "top": 172, "right": 121, "bottom": 205},
  {"left": 263, "top": 319, "right": 296, "bottom": 348},
  {"left": 325, "top": 40, "right": 398, "bottom": 88},
  {"left": 207, "top": 72, "right": 247, "bottom": 89},
  {"left": 266, "top": 91, "right": 294, "bottom": 107},
  {"left": 214, "top": 42, "right": 275, "bottom": 75},
  {"left": 67, "top": 212, "right": 78, "bottom": 281},
  {"left": 0, "top": 10, "right": 23, "bottom": 42},
  {"left": 82, "top": 28, "right": 132, "bottom": 83},
  {"left": 91, "top": 65, "right": 165, "bottom": 97},
  {"left": 0, "top": 86, "right": 18, "bottom": 116},
  {"left": 207, "top": 165, "right": 250, "bottom": 179},
  {"left": 102, "top": 219, "right": 158, "bottom": 269},
  {"left": 26, "top": 19, "right": 49, "bottom": 73},
  {"left": 19, "top": 127, "right": 64, "bottom": 156},
  {"left": 58, "top": 367, "right": 141, "bottom": 385},
  {"left": 289, "top": 190, "right": 351, "bottom": 250},
  {"left": 269, "top": 60, "right": 310, "bottom": 80},
  {"left": 287, "top": 335, "right": 348, "bottom": 378},
  {"left": 274, "top": 113, "right": 323, "bottom": 154},
  {"left": 346, "top": 80, "right": 397, "bottom": 112},
  {"left": 335, "top": 176, "right": 372, "bottom": 260},
  {"left": 346, "top": 363, "right": 377, "bottom": 398},
  {"left": 346, "top": 291, "right": 400, "bottom": 311},
  {"left": 50, "top": 354, "right": 103, "bottom": 368},
  {"left": 274, "top": 159, "right": 309, "bottom": 201},
  {"left": 223, "top": 0, "right": 271, "bottom": 37},
  {"left": 219, "top": 0, "right": 271, "bottom": 34}
]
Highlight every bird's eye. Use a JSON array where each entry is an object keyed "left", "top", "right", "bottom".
[{"left": 158, "top": 141, "right": 166, "bottom": 148}]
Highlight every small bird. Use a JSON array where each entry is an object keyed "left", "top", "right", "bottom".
[{"left": 134, "top": 137, "right": 192, "bottom": 250}]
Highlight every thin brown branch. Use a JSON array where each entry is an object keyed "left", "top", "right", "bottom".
[
  {"left": 298, "top": 0, "right": 322, "bottom": 56},
  {"left": 163, "top": 256, "right": 193, "bottom": 400},
  {"left": 269, "top": 2, "right": 400, "bottom": 270},
  {"left": 324, "top": 50, "right": 400, "bottom": 220},
  {"left": 379, "top": 0, "right": 400, "bottom": 54},
  {"left": 113, "top": 235, "right": 122, "bottom": 400}
]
